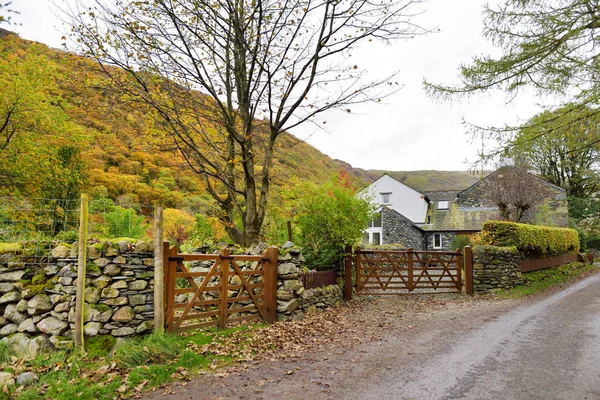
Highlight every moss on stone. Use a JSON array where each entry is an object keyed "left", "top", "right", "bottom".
[
  {"left": 86, "top": 264, "right": 102, "bottom": 274},
  {"left": 89, "top": 303, "right": 110, "bottom": 313},
  {"left": 85, "top": 334, "right": 117, "bottom": 357},
  {"left": 0, "top": 243, "right": 21, "bottom": 254},
  {"left": 31, "top": 274, "right": 47, "bottom": 285},
  {"left": 25, "top": 284, "right": 47, "bottom": 296}
]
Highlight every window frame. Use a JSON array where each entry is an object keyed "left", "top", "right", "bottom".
[
  {"left": 381, "top": 192, "right": 391, "bottom": 204},
  {"left": 437, "top": 200, "right": 449, "bottom": 210},
  {"left": 433, "top": 233, "right": 443, "bottom": 249}
]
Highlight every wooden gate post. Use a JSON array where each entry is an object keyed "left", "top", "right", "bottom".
[
  {"left": 464, "top": 245, "right": 474, "bottom": 295},
  {"left": 344, "top": 245, "right": 353, "bottom": 300},
  {"left": 164, "top": 245, "right": 177, "bottom": 332},
  {"left": 263, "top": 246, "right": 278, "bottom": 323},
  {"left": 407, "top": 248, "right": 414, "bottom": 291},
  {"left": 219, "top": 248, "right": 229, "bottom": 329}
]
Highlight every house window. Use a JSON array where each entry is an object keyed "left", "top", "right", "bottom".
[
  {"left": 433, "top": 233, "right": 443, "bottom": 249},
  {"left": 438, "top": 200, "right": 449, "bottom": 210},
  {"left": 368, "top": 213, "right": 382, "bottom": 228},
  {"left": 363, "top": 232, "right": 370, "bottom": 245},
  {"left": 381, "top": 193, "right": 391, "bottom": 204},
  {"left": 372, "top": 232, "right": 381, "bottom": 245}
]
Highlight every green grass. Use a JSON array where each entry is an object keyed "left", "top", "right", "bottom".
[
  {"left": 4, "top": 324, "right": 266, "bottom": 399},
  {"left": 497, "top": 261, "right": 598, "bottom": 298},
  {"left": 0, "top": 342, "right": 14, "bottom": 364}
]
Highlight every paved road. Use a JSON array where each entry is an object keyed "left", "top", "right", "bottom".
[{"left": 366, "top": 273, "right": 600, "bottom": 400}]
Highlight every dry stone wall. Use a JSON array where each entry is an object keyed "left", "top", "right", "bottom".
[
  {"left": 0, "top": 241, "right": 342, "bottom": 355},
  {"left": 275, "top": 243, "right": 342, "bottom": 322},
  {"left": 472, "top": 245, "right": 523, "bottom": 293},
  {"left": 0, "top": 240, "right": 155, "bottom": 354}
]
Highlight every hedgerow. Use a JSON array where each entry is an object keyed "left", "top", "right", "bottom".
[{"left": 476, "top": 221, "right": 579, "bottom": 259}]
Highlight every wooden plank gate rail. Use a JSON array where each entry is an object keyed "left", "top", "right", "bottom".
[
  {"left": 163, "top": 243, "right": 278, "bottom": 333},
  {"left": 354, "top": 248, "right": 463, "bottom": 295}
]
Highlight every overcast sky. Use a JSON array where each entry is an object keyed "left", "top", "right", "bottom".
[{"left": 13, "top": 0, "right": 545, "bottom": 172}]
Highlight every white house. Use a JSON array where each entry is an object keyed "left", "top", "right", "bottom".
[{"left": 359, "top": 174, "right": 429, "bottom": 245}]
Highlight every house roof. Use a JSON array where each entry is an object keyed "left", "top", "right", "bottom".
[{"left": 423, "top": 204, "right": 500, "bottom": 231}]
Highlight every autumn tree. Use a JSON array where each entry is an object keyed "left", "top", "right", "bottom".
[
  {"left": 426, "top": 0, "right": 600, "bottom": 152},
  {"left": 503, "top": 106, "right": 600, "bottom": 199},
  {"left": 484, "top": 166, "right": 548, "bottom": 223},
  {"left": 63, "top": 0, "right": 427, "bottom": 245}
]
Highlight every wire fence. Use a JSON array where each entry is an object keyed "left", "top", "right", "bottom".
[{"left": 0, "top": 196, "right": 155, "bottom": 247}]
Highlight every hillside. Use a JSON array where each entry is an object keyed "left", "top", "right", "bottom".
[{"left": 0, "top": 30, "right": 480, "bottom": 227}]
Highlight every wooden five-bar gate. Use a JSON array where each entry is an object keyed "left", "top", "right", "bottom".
[
  {"left": 163, "top": 244, "right": 278, "bottom": 333},
  {"left": 354, "top": 248, "right": 463, "bottom": 295}
]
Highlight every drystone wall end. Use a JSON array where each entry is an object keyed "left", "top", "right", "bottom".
[
  {"left": 472, "top": 245, "right": 523, "bottom": 293},
  {"left": 275, "top": 244, "right": 343, "bottom": 322}
]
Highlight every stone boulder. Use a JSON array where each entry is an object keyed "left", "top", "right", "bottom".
[
  {"left": 1, "top": 333, "right": 50, "bottom": 358},
  {"left": 27, "top": 294, "right": 53, "bottom": 316},
  {"left": 37, "top": 316, "right": 69, "bottom": 336}
]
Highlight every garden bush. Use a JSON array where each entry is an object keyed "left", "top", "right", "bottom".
[{"left": 477, "top": 220, "right": 579, "bottom": 259}]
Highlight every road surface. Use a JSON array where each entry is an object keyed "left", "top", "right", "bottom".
[{"left": 145, "top": 272, "right": 600, "bottom": 400}]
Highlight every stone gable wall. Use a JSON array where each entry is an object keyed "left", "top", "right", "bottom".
[{"left": 381, "top": 207, "right": 425, "bottom": 250}]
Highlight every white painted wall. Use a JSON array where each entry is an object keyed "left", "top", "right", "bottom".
[{"left": 359, "top": 174, "right": 429, "bottom": 223}]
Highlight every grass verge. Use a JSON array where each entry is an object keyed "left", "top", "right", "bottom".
[
  {"left": 4, "top": 324, "right": 263, "bottom": 399},
  {"left": 497, "top": 261, "right": 599, "bottom": 299}
]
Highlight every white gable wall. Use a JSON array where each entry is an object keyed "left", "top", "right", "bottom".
[{"left": 360, "top": 175, "right": 428, "bottom": 223}]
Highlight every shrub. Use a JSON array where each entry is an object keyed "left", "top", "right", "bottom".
[
  {"left": 478, "top": 220, "right": 580, "bottom": 259},
  {"left": 296, "top": 173, "right": 375, "bottom": 270}
]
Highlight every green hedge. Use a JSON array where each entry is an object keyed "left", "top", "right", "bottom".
[{"left": 478, "top": 221, "right": 580, "bottom": 259}]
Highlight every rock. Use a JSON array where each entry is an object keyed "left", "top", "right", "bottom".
[
  {"left": 112, "top": 326, "right": 135, "bottom": 337},
  {"left": 51, "top": 245, "right": 71, "bottom": 258},
  {"left": 143, "top": 258, "right": 153, "bottom": 266},
  {"left": 128, "top": 294, "right": 146, "bottom": 306},
  {"left": 0, "top": 283, "right": 14, "bottom": 293},
  {"left": 0, "top": 291, "right": 21, "bottom": 304},
  {"left": 128, "top": 280, "right": 148, "bottom": 291},
  {"left": 49, "top": 336, "right": 72, "bottom": 350},
  {"left": 58, "top": 277, "right": 73, "bottom": 286},
  {"left": 87, "top": 245, "right": 102, "bottom": 259},
  {"left": 2, "top": 333, "right": 50, "bottom": 358},
  {"left": 112, "top": 306, "right": 135, "bottom": 322},
  {"left": 134, "top": 240, "right": 153, "bottom": 253},
  {"left": 110, "top": 280, "right": 128, "bottom": 289},
  {"left": 57, "top": 265, "right": 77, "bottom": 278},
  {"left": 101, "top": 287, "right": 120, "bottom": 299},
  {"left": 91, "top": 276, "right": 111, "bottom": 289},
  {"left": 130, "top": 257, "right": 143, "bottom": 265},
  {"left": 291, "top": 311, "right": 304, "bottom": 321},
  {"left": 102, "top": 297, "right": 128, "bottom": 306},
  {"left": 17, "top": 318, "right": 38, "bottom": 334},
  {"left": 0, "top": 372, "right": 14, "bottom": 386},
  {"left": 44, "top": 265, "right": 58, "bottom": 276},
  {"left": 15, "top": 372, "right": 37, "bottom": 386},
  {"left": 277, "top": 290, "right": 292, "bottom": 301},
  {"left": 83, "top": 307, "right": 112, "bottom": 323},
  {"left": 135, "top": 320, "right": 154, "bottom": 334},
  {"left": 27, "top": 294, "right": 53, "bottom": 315},
  {"left": 117, "top": 241, "right": 132, "bottom": 253},
  {"left": 7, "top": 260, "right": 24, "bottom": 269},
  {"left": 84, "top": 322, "right": 103, "bottom": 336},
  {"left": 305, "top": 305, "right": 318, "bottom": 313},
  {"left": 277, "top": 299, "right": 300, "bottom": 313},
  {"left": 296, "top": 287, "right": 305, "bottom": 296},
  {"left": 85, "top": 287, "right": 101, "bottom": 304},
  {"left": 0, "top": 324, "right": 17, "bottom": 335},
  {"left": 93, "top": 258, "right": 110, "bottom": 268},
  {"left": 283, "top": 280, "right": 303, "bottom": 292},
  {"left": 113, "top": 256, "right": 127, "bottom": 264},
  {"left": 283, "top": 241, "right": 294, "bottom": 249},
  {"left": 103, "top": 264, "right": 121, "bottom": 276},
  {"left": 5, "top": 304, "right": 27, "bottom": 324},
  {"left": 0, "top": 270, "right": 25, "bottom": 282},
  {"left": 37, "top": 316, "right": 69, "bottom": 336},
  {"left": 0, "top": 317, "right": 8, "bottom": 327},
  {"left": 278, "top": 263, "right": 298, "bottom": 276}
]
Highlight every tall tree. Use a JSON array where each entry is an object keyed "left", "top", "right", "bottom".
[
  {"left": 63, "top": 0, "right": 427, "bottom": 245},
  {"left": 425, "top": 0, "right": 600, "bottom": 147},
  {"left": 504, "top": 106, "right": 600, "bottom": 198}
]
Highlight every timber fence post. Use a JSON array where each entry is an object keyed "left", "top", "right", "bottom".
[
  {"left": 153, "top": 205, "right": 164, "bottom": 333},
  {"left": 263, "top": 246, "right": 278, "bottom": 323},
  {"left": 344, "top": 245, "right": 353, "bottom": 300},
  {"left": 407, "top": 248, "right": 414, "bottom": 292},
  {"left": 464, "top": 245, "right": 474, "bottom": 295},
  {"left": 74, "top": 193, "right": 89, "bottom": 350}
]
